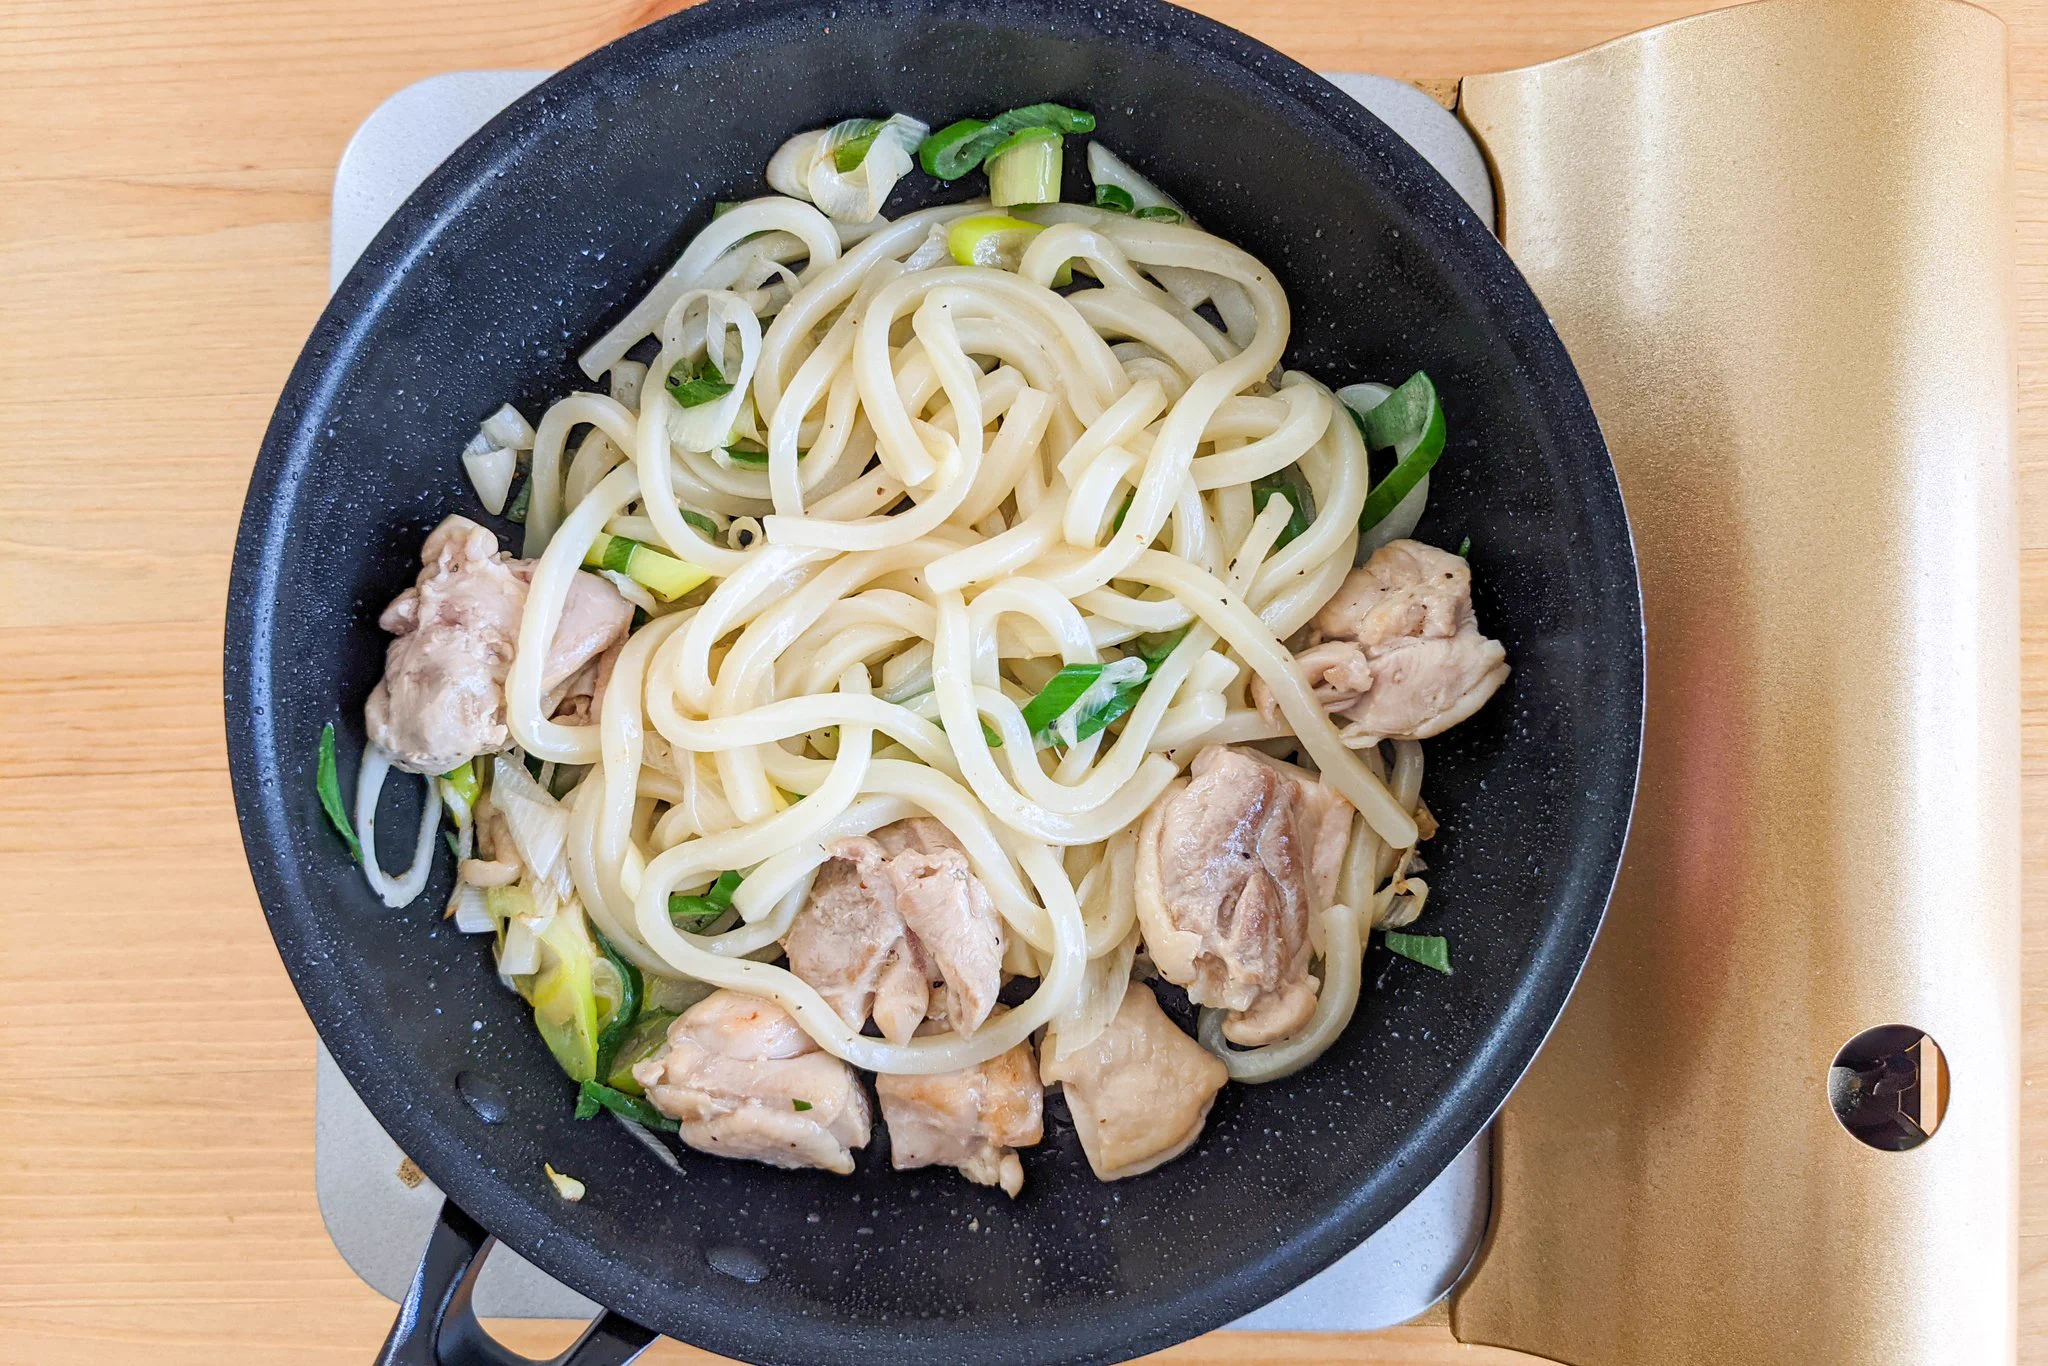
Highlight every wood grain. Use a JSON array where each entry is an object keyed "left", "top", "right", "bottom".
[{"left": 0, "top": 0, "right": 2040, "bottom": 1363}]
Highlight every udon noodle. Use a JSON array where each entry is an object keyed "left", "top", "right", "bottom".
[{"left": 339, "top": 113, "right": 1504, "bottom": 1191}]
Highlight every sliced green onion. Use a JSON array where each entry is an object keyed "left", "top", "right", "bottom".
[
  {"left": 1252, "top": 466, "right": 1314, "bottom": 548},
  {"left": 1457, "top": 535, "right": 1472, "bottom": 558},
  {"left": 826, "top": 118, "right": 886, "bottom": 173},
  {"left": 917, "top": 103, "right": 1094, "bottom": 179},
  {"left": 1383, "top": 930, "right": 1453, "bottom": 975},
  {"left": 918, "top": 118, "right": 991, "bottom": 179},
  {"left": 1132, "top": 205, "right": 1184, "bottom": 223},
  {"left": 713, "top": 200, "right": 742, "bottom": 218},
  {"left": 669, "top": 869, "right": 742, "bottom": 928},
  {"left": 666, "top": 355, "right": 733, "bottom": 409},
  {"left": 316, "top": 723, "right": 362, "bottom": 863},
  {"left": 575, "top": 1079, "right": 680, "bottom": 1132},
  {"left": 590, "top": 931, "right": 643, "bottom": 1083},
  {"left": 582, "top": 532, "right": 709, "bottom": 602},
  {"left": 791, "top": 1099, "right": 813, "bottom": 1112},
  {"left": 440, "top": 759, "right": 480, "bottom": 815},
  {"left": 681, "top": 509, "right": 720, "bottom": 539},
  {"left": 602, "top": 1008, "right": 678, "bottom": 1094},
  {"left": 1018, "top": 662, "right": 1108, "bottom": 735},
  {"left": 1352, "top": 372, "right": 1446, "bottom": 532},
  {"left": 1110, "top": 491, "right": 1133, "bottom": 531},
  {"left": 1093, "top": 184, "right": 1135, "bottom": 213},
  {"left": 722, "top": 441, "right": 807, "bottom": 467},
  {"left": 948, "top": 213, "right": 1045, "bottom": 270},
  {"left": 985, "top": 128, "right": 1062, "bottom": 207},
  {"left": 503, "top": 477, "right": 531, "bottom": 524}
]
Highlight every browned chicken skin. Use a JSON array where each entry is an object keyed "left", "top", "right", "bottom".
[
  {"left": 365, "top": 514, "right": 632, "bottom": 773},
  {"left": 1252, "top": 538, "right": 1507, "bottom": 743},
  {"left": 1134, "top": 746, "right": 1351, "bottom": 1046},
  {"left": 634, "top": 990, "right": 871, "bottom": 1174}
]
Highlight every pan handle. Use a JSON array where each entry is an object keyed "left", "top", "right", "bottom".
[{"left": 375, "top": 1198, "right": 659, "bottom": 1366}]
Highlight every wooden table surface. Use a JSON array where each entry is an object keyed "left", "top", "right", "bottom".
[{"left": 3, "top": 0, "right": 2042, "bottom": 1362}]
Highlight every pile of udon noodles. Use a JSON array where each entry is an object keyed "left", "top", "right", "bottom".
[{"left": 462, "top": 192, "right": 1445, "bottom": 1103}]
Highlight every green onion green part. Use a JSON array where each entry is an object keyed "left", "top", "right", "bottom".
[
  {"left": 669, "top": 869, "right": 743, "bottom": 929},
  {"left": 1457, "top": 535, "right": 1472, "bottom": 558},
  {"left": 1093, "top": 184, "right": 1135, "bottom": 213},
  {"left": 1251, "top": 467, "right": 1314, "bottom": 549},
  {"left": 316, "top": 722, "right": 363, "bottom": 864},
  {"left": 917, "top": 103, "right": 1093, "bottom": 180},
  {"left": 682, "top": 509, "right": 720, "bottom": 540},
  {"left": 503, "top": 477, "right": 531, "bottom": 524},
  {"left": 1383, "top": 930, "right": 1453, "bottom": 975},
  {"left": 1018, "top": 663, "right": 1107, "bottom": 736},
  {"left": 1352, "top": 371, "right": 1447, "bottom": 532},
  {"left": 666, "top": 355, "right": 733, "bottom": 409},
  {"left": 590, "top": 931, "right": 643, "bottom": 1083},
  {"left": 582, "top": 533, "right": 709, "bottom": 602},
  {"left": 792, "top": 1099, "right": 814, "bottom": 1112},
  {"left": 440, "top": 759, "right": 480, "bottom": 808},
  {"left": 1132, "top": 205, "right": 1184, "bottom": 223},
  {"left": 575, "top": 1080, "right": 680, "bottom": 1132}
]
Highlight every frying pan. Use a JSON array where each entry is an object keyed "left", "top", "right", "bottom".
[{"left": 224, "top": 1, "right": 1643, "bottom": 1361}]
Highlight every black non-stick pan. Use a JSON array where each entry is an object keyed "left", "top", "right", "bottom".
[{"left": 224, "top": 1, "right": 1643, "bottom": 1361}]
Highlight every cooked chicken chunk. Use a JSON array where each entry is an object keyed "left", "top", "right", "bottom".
[
  {"left": 1038, "top": 981, "right": 1227, "bottom": 1181},
  {"left": 364, "top": 515, "right": 632, "bottom": 773},
  {"left": 784, "top": 819, "right": 1006, "bottom": 1042},
  {"left": 633, "top": 990, "right": 871, "bottom": 1175},
  {"left": 783, "top": 851, "right": 930, "bottom": 1045},
  {"left": 1252, "top": 538, "right": 1507, "bottom": 743},
  {"left": 876, "top": 1034, "right": 1042, "bottom": 1197},
  {"left": 1135, "top": 746, "right": 1351, "bottom": 1046}
]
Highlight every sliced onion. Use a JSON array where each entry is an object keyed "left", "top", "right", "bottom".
[
  {"left": 661, "top": 290, "right": 763, "bottom": 454},
  {"left": 451, "top": 884, "right": 495, "bottom": 933},
  {"left": 1046, "top": 926, "right": 1139, "bottom": 1062},
  {"left": 767, "top": 115, "right": 928, "bottom": 224},
  {"left": 498, "top": 915, "right": 541, "bottom": 976}
]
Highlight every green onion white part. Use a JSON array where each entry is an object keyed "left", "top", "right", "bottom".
[{"left": 985, "top": 128, "right": 1063, "bottom": 207}]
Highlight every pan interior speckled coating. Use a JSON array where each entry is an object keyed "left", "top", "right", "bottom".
[{"left": 223, "top": 1, "right": 1642, "bottom": 1361}]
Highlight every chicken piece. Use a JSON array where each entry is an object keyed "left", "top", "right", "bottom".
[
  {"left": 1039, "top": 981, "right": 1227, "bottom": 1181},
  {"left": 1251, "top": 538, "right": 1508, "bottom": 743},
  {"left": 1135, "top": 746, "right": 1352, "bottom": 1046},
  {"left": 364, "top": 515, "right": 633, "bottom": 773},
  {"left": 633, "top": 990, "right": 871, "bottom": 1175},
  {"left": 875, "top": 1035, "right": 1042, "bottom": 1197},
  {"left": 783, "top": 852, "right": 930, "bottom": 1045},
  {"left": 784, "top": 819, "right": 1006, "bottom": 1041}
]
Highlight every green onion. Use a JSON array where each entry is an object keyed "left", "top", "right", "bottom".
[
  {"left": 985, "top": 128, "right": 1062, "bottom": 207},
  {"left": 440, "top": 759, "right": 480, "bottom": 808},
  {"left": 934, "top": 709, "right": 1005, "bottom": 749},
  {"left": 574, "top": 1080, "right": 680, "bottom": 1132},
  {"left": 669, "top": 869, "right": 742, "bottom": 928},
  {"left": 316, "top": 723, "right": 362, "bottom": 864},
  {"left": 602, "top": 1008, "right": 678, "bottom": 1094},
  {"left": 722, "top": 441, "right": 806, "bottom": 466},
  {"left": 827, "top": 118, "right": 886, "bottom": 173},
  {"left": 444, "top": 830, "right": 460, "bottom": 858},
  {"left": 590, "top": 931, "right": 642, "bottom": 1082},
  {"left": 582, "top": 532, "right": 709, "bottom": 602},
  {"left": 1018, "top": 662, "right": 1108, "bottom": 736},
  {"left": 948, "top": 213, "right": 1044, "bottom": 269},
  {"left": 666, "top": 355, "right": 733, "bottom": 409},
  {"left": 1093, "top": 184, "right": 1135, "bottom": 213},
  {"left": 1353, "top": 371, "right": 1446, "bottom": 532},
  {"left": 1383, "top": 931, "right": 1453, "bottom": 975},
  {"left": 918, "top": 118, "right": 991, "bottom": 179},
  {"left": 1252, "top": 467, "right": 1314, "bottom": 548},
  {"left": 682, "top": 509, "right": 720, "bottom": 540},
  {"left": 713, "top": 200, "right": 742, "bottom": 218},
  {"left": 1110, "top": 492, "right": 1133, "bottom": 531},
  {"left": 791, "top": 1099, "right": 814, "bottom": 1112},
  {"left": 1457, "top": 535, "right": 1472, "bottom": 558},
  {"left": 1132, "top": 205, "right": 1184, "bottom": 223},
  {"left": 917, "top": 103, "right": 1094, "bottom": 179},
  {"left": 503, "top": 477, "right": 531, "bottom": 524}
]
